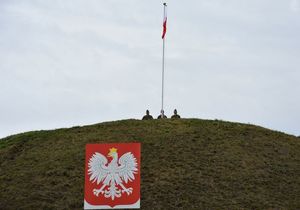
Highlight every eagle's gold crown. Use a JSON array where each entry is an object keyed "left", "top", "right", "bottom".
[{"left": 109, "top": 147, "right": 117, "bottom": 154}]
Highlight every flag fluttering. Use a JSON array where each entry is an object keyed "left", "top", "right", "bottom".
[{"left": 162, "top": 3, "right": 167, "bottom": 39}]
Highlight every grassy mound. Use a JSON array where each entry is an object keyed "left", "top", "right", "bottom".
[{"left": 0, "top": 119, "right": 299, "bottom": 209}]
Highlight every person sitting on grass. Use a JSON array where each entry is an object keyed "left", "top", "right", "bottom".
[
  {"left": 142, "top": 110, "right": 153, "bottom": 120},
  {"left": 157, "top": 110, "right": 167, "bottom": 119},
  {"left": 171, "top": 109, "right": 181, "bottom": 119}
]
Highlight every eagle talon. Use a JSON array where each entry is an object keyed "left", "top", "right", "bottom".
[
  {"left": 93, "top": 189, "right": 104, "bottom": 196},
  {"left": 122, "top": 187, "right": 133, "bottom": 195}
]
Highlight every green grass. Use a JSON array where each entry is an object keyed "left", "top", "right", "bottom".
[{"left": 0, "top": 119, "right": 299, "bottom": 209}]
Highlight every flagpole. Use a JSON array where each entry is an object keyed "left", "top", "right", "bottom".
[{"left": 161, "top": 3, "right": 167, "bottom": 118}]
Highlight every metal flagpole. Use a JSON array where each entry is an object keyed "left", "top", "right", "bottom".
[{"left": 161, "top": 3, "right": 167, "bottom": 118}]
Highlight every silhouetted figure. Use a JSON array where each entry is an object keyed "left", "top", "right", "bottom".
[
  {"left": 171, "top": 109, "right": 181, "bottom": 119},
  {"left": 142, "top": 110, "right": 153, "bottom": 120},
  {"left": 157, "top": 110, "right": 167, "bottom": 119}
]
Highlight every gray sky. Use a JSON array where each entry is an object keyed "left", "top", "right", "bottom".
[{"left": 1, "top": 0, "right": 300, "bottom": 138}]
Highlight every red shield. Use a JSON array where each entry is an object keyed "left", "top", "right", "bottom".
[{"left": 84, "top": 143, "right": 141, "bottom": 209}]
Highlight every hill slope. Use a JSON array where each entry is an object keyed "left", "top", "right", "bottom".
[{"left": 0, "top": 119, "right": 299, "bottom": 209}]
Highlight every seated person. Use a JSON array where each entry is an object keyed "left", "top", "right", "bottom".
[
  {"left": 142, "top": 110, "right": 153, "bottom": 120},
  {"left": 171, "top": 109, "right": 181, "bottom": 119},
  {"left": 157, "top": 110, "right": 167, "bottom": 119}
]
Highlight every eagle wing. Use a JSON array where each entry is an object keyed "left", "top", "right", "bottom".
[
  {"left": 88, "top": 152, "right": 110, "bottom": 185},
  {"left": 116, "top": 152, "right": 138, "bottom": 184}
]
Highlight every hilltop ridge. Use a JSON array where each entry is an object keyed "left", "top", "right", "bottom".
[{"left": 0, "top": 119, "right": 299, "bottom": 209}]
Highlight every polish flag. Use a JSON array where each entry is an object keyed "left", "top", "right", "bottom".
[{"left": 162, "top": 4, "right": 167, "bottom": 39}]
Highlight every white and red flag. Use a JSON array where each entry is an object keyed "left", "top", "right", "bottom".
[
  {"left": 162, "top": 3, "right": 167, "bottom": 39},
  {"left": 84, "top": 143, "right": 141, "bottom": 209}
]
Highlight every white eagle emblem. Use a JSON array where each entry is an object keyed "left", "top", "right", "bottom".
[{"left": 88, "top": 147, "right": 138, "bottom": 200}]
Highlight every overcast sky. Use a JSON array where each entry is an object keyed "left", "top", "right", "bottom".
[{"left": 0, "top": 0, "right": 299, "bottom": 138}]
